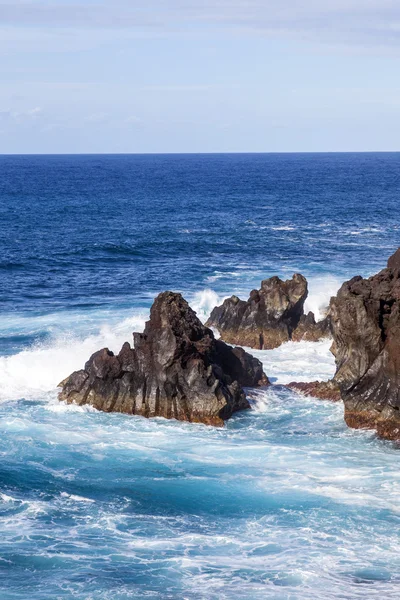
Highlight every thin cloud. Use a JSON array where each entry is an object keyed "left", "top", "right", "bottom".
[
  {"left": 85, "top": 111, "right": 108, "bottom": 123},
  {"left": 139, "top": 84, "right": 212, "bottom": 92},
  {"left": 125, "top": 115, "right": 142, "bottom": 125},
  {"left": 0, "top": 106, "right": 43, "bottom": 123},
  {"left": 0, "top": 1, "right": 399, "bottom": 47}
]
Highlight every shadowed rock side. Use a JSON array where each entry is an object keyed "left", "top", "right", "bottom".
[
  {"left": 287, "top": 380, "right": 341, "bottom": 402},
  {"left": 206, "top": 274, "right": 330, "bottom": 350},
  {"left": 330, "top": 249, "right": 400, "bottom": 440},
  {"left": 291, "top": 311, "right": 331, "bottom": 342},
  {"left": 58, "top": 292, "right": 269, "bottom": 426}
]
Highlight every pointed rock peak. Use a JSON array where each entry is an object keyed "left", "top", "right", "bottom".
[
  {"left": 145, "top": 291, "right": 210, "bottom": 343},
  {"left": 58, "top": 291, "right": 268, "bottom": 426}
]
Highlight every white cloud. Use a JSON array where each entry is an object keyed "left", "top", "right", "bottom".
[
  {"left": 0, "top": 106, "right": 43, "bottom": 124},
  {"left": 26, "top": 106, "right": 42, "bottom": 117},
  {"left": 139, "top": 84, "right": 212, "bottom": 92}
]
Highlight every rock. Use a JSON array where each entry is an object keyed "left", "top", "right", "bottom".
[
  {"left": 206, "top": 274, "right": 308, "bottom": 350},
  {"left": 291, "top": 311, "right": 331, "bottom": 342},
  {"left": 58, "top": 291, "right": 269, "bottom": 426},
  {"left": 387, "top": 248, "right": 400, "bottom": 271},
  {"left": 287, "top": 380, "right": 341, "bottom": 402},
  {"left": 330, "top": 248, "right": 400, "bottom": 440}
]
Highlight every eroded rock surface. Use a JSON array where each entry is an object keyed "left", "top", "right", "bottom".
[
  {"left": 287, "top": 380, "right": 341, "bottom": 402},
  {"left": 206, "top": 274, "right": 308, "bottom": 350},
  {"left": 330, "top": 249, "right": 400, "bottom": 440},
  {"left": 59, "top": 292, "right": 269, "bottom": 426}
]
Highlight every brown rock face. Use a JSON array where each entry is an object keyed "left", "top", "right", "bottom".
[
  {"left": 206, "top": 274, "right": 309, "bottom": 350},
  {"left": 287, "top": 380, "right": 341, "bottom": 402},
  {"left": 330, "top": 249, "right": 400, "bottom": 440},
  {"left": 58, "top": 292, "right": 269, "bottom": 426},
  {"left": 387, "top": 248, "right": 400, "bottom": 271}
]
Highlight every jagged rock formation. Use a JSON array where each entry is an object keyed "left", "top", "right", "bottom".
[
  {"left": 206, "top": 274, "right": 329, "bottom": 350},
  {"left": 291, "top": 311, "right": 331, "bottom": 342},
  {"left": 287, "top": 380, "right": 341, "bottom": 402},
  {"left": 330, "top": 249, "right": 400, "bottom": 440},
  {"left": 59, "top": 292, "right": 269, "bottom": 426}
]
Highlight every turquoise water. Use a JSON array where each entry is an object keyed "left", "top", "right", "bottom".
[{"left": 1, "top": 153, "right": 400, "bottom": 599}]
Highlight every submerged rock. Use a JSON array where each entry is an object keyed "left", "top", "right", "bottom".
[
  {"left": 206, "top": 274, "right": 329, "bottom": 349},
  {"left": 59, "top": 291, "right": 269, "bottom": 426},
  {"left": 329, "top": 248, "right": 400, "bottom": 440},
  {"left": 287, "top": 380, "right": 341, "bottom": 402}
]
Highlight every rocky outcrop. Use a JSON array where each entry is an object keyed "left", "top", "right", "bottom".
[
  {"left": 59, "top": 292, "right": 269, "bottom": 426},
  {"left": 330, "top": 249, "right": 400, "bottom": 440},
  {"left": 291, "top": 312, "right": 331, "bottom": 342},
  {"left": 287, "top": 380, "right": 341, "bottom": 402},
  {"left": 206, "top": 274, "right": 330, "bottom": 349},
  {"left": 206, "top": 274, "right": 308, "bottom": 350}
]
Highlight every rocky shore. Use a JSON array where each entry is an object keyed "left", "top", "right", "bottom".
[{"left": 59, "top": 248, "right": 400, "bottom": 441}]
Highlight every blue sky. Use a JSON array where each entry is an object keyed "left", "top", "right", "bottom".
[{"left": 0, "top": 0, "right": 399, "bottom": 153}]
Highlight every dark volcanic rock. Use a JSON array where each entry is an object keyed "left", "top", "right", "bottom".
[
  {"left": 291, "top": 311, "right": 331, "bottom": 342},
  {"left": 387, "top": 248, "right": 400, "bottom": 271},
  {"left": 59, "top": 292, "right": 269, "bottom": 426},
  {"left": 330, "top": 249, "right": 400, "bottom": 440},
  {"left": 287, "top": 380, "right": 341, "bottom": 402},
  {"left": 206, "top": 274, "right": 308, "bottom": 350}
]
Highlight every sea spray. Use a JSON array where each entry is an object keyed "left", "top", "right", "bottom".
[
  {"left": 190, "top": 289, "right": 222, "bottom": 322},
  {"left": 0, "top": 314, "right": 147, "bottom": 402},
  {"left": 303, "top": 275, "right": 342, "bottom": 321}
]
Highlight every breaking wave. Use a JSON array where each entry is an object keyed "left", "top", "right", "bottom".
[{"left": 0, "top": 314, "right": 147, "bottom": 402}]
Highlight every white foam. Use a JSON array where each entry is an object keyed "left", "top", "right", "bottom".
[
  {"left": 205, "top": 271, "right": 240, "bottom": 283},
  {"left": 270, "top": 225, "right": 296, "bottom": 231},
  {"left": 252, "top": 339, "right": 336, "bottom": 385},
  {"left": 46, "top": 399, "right": 98, "bottom": 413},
  {"left": 0, "top": 493, "right": 17, "bottom": 503},
  {"left": 60, "top": 492, "right": 95, "bottom": 503},
  {"left": 350, "top": 227, "right": 384, "bottom": 235}
]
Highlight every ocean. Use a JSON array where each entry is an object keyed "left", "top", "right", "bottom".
[{"left": 1, "top": 153, "right": 400, "bottom": 599}]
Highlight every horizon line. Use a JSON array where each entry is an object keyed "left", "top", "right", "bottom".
[{"left": 1, "top": 150, "right": 400, "bottom": 157}]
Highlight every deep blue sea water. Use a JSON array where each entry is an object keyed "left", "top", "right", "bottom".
[{"left": 1, "top": 153, "right": 400, "bottom": 599}]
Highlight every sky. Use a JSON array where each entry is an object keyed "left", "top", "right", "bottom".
[{"left": 0, "top": 0, "right": 399, "bottom": 153}]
